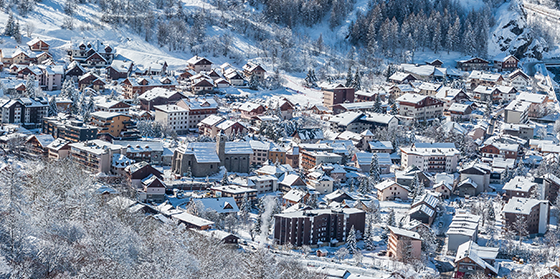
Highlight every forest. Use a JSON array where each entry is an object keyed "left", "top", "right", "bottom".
[{"left": 0, "top": 158, "right": 319, "bottom": 278}]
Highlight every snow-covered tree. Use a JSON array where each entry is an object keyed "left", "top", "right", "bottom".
[
  {"left": 512, "top": 215, "right": 528, "bottom": 244},
  {"left": 369, "top": 153, "right": 381, "bottom": 184},
  {"left": 346, "top": 225, "right": 357, "bottom": 254},
  {"left": 48, "top": 96, "right": 58, "bottom": 117},
  {"left": 239, "top": 192, "right": 250, "bottom": 225},
  {"left": 345, "top": 67, "right": 353, "bottom": 88},
  {"left": 352, "top": 68, "right": 361, "bottom": 90},
  {"left": 3, "top": 12, "right": 16, "bottom": 37},
  {"left": 335, "top": 247, "right": 349, "bottom": 262},
  {"left": 387, "top": 208, "right": 396, "bottom": 227},
  {"left": 373, "top": 94, "right": 382, "bottom": 113},
  {"left": 24, "top": 75, "right": 37, "bottom": 98}
]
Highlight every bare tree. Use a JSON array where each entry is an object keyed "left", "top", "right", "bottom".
[{"left": 25, "top": 22, "right": 34, "bottom": 37}]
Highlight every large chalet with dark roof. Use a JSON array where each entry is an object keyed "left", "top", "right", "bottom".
[
  {"left": 69, "top": 39, "right": 115, "bottom": 67},
  {"left": 456, "top": 57, "right": 490, "bottom": 71}
]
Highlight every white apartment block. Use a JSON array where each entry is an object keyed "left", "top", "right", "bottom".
[
  {"left": 400, "top": 143, "right": 460, "bottom": 173},
  {"left": 154, "top": 104, "right": 189, "bottom": 134}
]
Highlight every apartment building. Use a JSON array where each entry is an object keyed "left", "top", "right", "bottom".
[
  {"left": 400, "top": 143, "right": 460, "bottom": 173},
  {"left": 90, "top": 111, "right": 139, "bottom": 140},
  {"left": 396, "top": 93, "right": 444, "bottom": 122},
  {"left": 273, "top": 208, "right": 365, "bottom": 246},
  {"left": 503, "top": 197, "right": 549, "bottom": 235}
]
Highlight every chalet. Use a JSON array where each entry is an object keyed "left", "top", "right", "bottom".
[
  {"left": 425, "top": 59, "right": 443, "bottom": 67},
  {"left": 389, "top": 72, "right": 417, "bottom": 84},
  {"left": 459, "top": 162, "right": 491, "bottom": 194},
  {"left": 432, "top": 181, "right": 453, "bottom": 199},
  {"left": 454, "top": 241, "right": 499, "bottom": 278},
  {"left": 374, "top": 180, "right": 409, "bottom": 201},
  {"left": 197, "top": 115, "right": 226, "bottom": 137},
  {"left": 94, "top": 98, "right": 131, "bottom": 114},
  {"left": 195, "top": 229, "right": 240, "bottom": 244},
  {"left": 65, "top": 61, "right": 86, "bottom": 80},
  {"left": 211, "top": 186, "right": 257, "bottom": 206},
  {"left": 445, "top": 103, "right": 473, "bottom": 122},
  {"left": 137, "top": 60, "right": 168, "bottom": 76},
  {"left": 46, "top": 138, "right": 71, "bottom": 160},
  {"left": 468, "top": 71, "right": 504, "bottom": 90},
  {"left": 215, "top": 78, "right": 230, "bottom": 88},
  {"left": 190, "top": 76, "right": 215, "bottom": 93},
  {"left": 25, "top": 134, "right": 55, "bottom": 157},
  {"left": 223, "top": 68, "right": 245, "bottom": 86},
  {"left": 396, "top": 93, "right": 444, "bottom": 122},
  {"left": 273, "top": 98, "right": 295, "bottom": 120},
  {"left": 493, "top": 54, "right": 519, "bottom": 72},
  {"left": 544, "top": 173, "right": 560, "bottom": 204},
  {"left": 36, "top": 52, "right": 53, "bottom": 64},
  {"left": 106, "top": 60, "right": 133, "bottom": 80},
  {"left": 78, "top": 72, "right": 106, "bottom": 91},
  {"left": 124, "top": 161, "right": 163, "bottom": 188},
  {"left": 409, "top": 193, "right": 439, "bottom": 226},
  {"left": 238, "top": 102, "right": 265, "bottom": 119},
  {"left": 186, "top": 56, "right": 212, "bottom": 73},
  {"left": 455, "top": 178, "right": 479, "bottom": 197},
  {"left": 508, "top": 69, "right": 532, "bottom": 91},
  {"left": 435, "top": 87, "right": 470, "bottom": 109},
  {"left": 456, "top": 57, "right": 490, "bottom": 71},
  {"left": 278, "top": 173, "right": 306, "bottom": 192},
  {"left": 0, "top": 48, "right": 36, "bottom": 65},
  {"left": 69, "top": 38, "right": 115, "bottom": 67},
  {"left": 138, "top": 88, "right": 185, "bottom": 111},
  {"left": 480, "top": 143, "right": 519, "bottom": 159},
  {"left": 27, "top": 38, "right": 50, "bottom": 52},
  {"left": 122, "top": 76, "right": 177, "bottom": 99},
  {"left": 355, "top": 90, "right": 385, "bottom": 102},
  {"left": 242, "top": 62, "right": 266, "bottom": 80},
  {"left": 417, "top": 82, "right": 441, "bottom": 95},
  {"left": 215, "top": 120, "right": 248, "bottom": 137},
  {"left": 390, "top": 84, "right": 417, "bottom": 98}
]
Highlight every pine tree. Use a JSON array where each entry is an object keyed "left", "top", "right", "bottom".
[
  {"left": 345, "top": 67, "right": 353, "bottom": 88},
  {"left": 346, "top": 225, "right": 357, "bottom": 254},
  {"left": 387, "top": 208, "right": 396, "bottom": 227},
  {"left": 358, "top": 177, "right": 368, "bottom": 195},
  {"left": 239, "top": 192, "right": 250, "bottom": 224},
  {"left": 369, "top": 153, "right": 381, "bottom": 184},
  {"left": 24, "top": 75, "right": 36, "bottom": 98},
  {"left": 352, "top": 69, "right": 361, "bottom": 90},
  {"left": 4, "top": 12, "right": 15, "bottom": 36},
  {"left": 13, "top": 21, "right": 21, "bottom": 44},
  {"left": 48, "top": 96, "right": 58, "bottom": 117},
  {"left": 249, "top": 74, "right": 259, "bottom": 90},
  {"left": 221, "top": 170, "right": 229, "bottom": 185},
  {"left": 374, "top": 94, "right": 382, "bottom": 113},
  {"left": 186, "top": 166, "right": 192, "bottom": 180}
]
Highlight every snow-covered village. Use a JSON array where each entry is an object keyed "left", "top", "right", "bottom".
[{"left": 3, "top": 0, "right": 560, "bottom": 277}]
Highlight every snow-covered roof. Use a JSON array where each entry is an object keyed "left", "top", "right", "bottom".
[
  {"left": 389, "top": 72, "right": 414, "bottom": 82},
  {"left": 138, "top": 87, "right": 183, "bottom": 102},
  {"left": 502, "top": 176, "right": 536, "bottom": 193},
  {"left": 172, "top": 211, "right": 214, "bottom": 227},
  {"left": 225, "top": 142, "right": 253, "bottom": 155},
  {"left": 401, "top": 64, "right": 436, "bottom": 77},
  {"left": 275, "top": 208, "right": 363, "bottom": 218},
  {"left": 448, "top": 103, "right": 471, "bottom": 113},
  {"left": 27, "top": 134, "right": 55, "bottom": 148},
  {"left": 457, "top": 178, "right": 478, "bottom": 189},
  {"left": 455, "top": 241, "right": 498, "bottom": 274},
  {"left": 417, "top": 82, "right": 442, "bottom": 91},
  {"left": 375, "top": 180, "right": 407, "bottom": 192},
  {"left": 411, "top": 192, "right": 439, "bottom": 209},
  {"left": 176, "top": 142, "right": 220, "bottom": 163},
  {"left": 191, "top": 197, "right": 239, "bottom": 214},
  {"left": 410, "top": 203, "right": 435, "bottom": 217},
  {"left": 503, "top": 197, "right": 546, "bottom": 215},
  {"left": 283, "top": 189, "right": 307, "bottom": 203},
  {"left": 256, "top": 164, "right": 294, "bottom": 176},
  {"left": 112, "top": 153, "right": 134, "bottom": 168},
  {"left": 108, "top": 59, "right": 133, "bottom": 73},
  {"left": 468, "top": 71, "right": 502, "bottom": 82},
  {"left": 401, "top": 143, "right": 460, "bottom": 157},
  {"left": 396, "top": 93, "right": 428, "bottom": 104},
  {"left": 329, "top": 111, "right": 364, "bottom": 126},
  {"left": 362, "top": 112, "right": 395, "bottom": 125},
  {"left": 354, "top": 152, "right": 391, "bottom": 166},
  {"left": 517, "top": 92, "right": 548, "bottom": 104},
  {"left": 113, "top": 140, "right": 164, "bottom": 153},
  {"left": 388, "top": 226, "right": 421, "bottom": 240},
  {"left": 90, "top": 111, "right": 127, "bottom": 120},
  {"left": 179, "top": 97, "right": 218, "bottom": 110},
  {"left": 198, "top": 115, "right": 225, "bottom": 127},
  {"left": 435, "top": 87, "right": 464, "bottom": 101},
  {"left": 154, "top": 104, "right": 188, "bottom": 113},
  {"left": 46, "top": 138, "right": 70, "bottom": 151},
  {"left": 69, "top": 139, "right": 123, "bottom": 155},
  {"left": 279, "top": 173, "right": 304, "bottom": 186},
  {"left": 238, "top": 102, "right": 263, "bottom": 112}
]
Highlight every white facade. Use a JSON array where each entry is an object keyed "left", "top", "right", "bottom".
[
  {"left": 400, "top": 143, "right": 460, "bottom": 173},
  {"left": 154, "top": 105, "right": 189, "bottom": 134}
]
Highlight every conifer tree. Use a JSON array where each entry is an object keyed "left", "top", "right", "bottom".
[
  {"left": 48, "top": 96, "right": 58, "bottom": 117},
  {"left": 346, "top": 225, "right": 357, "bottom": 254},
  {"left": 373, "top": 94, "right": 382, "bottom": 113},
  {"left": 352, "top": 69, "right": 361, "bottom": 90},
  {"left": 221, "top": 170, "right": 229, "bottom": 185},
  {"left": 387, "top": 208, "right": 396, "bottom": 227},
  {"left": 369, "top": 153, "right": 381, "bottom": 184},
  {"left": 24, "top": 75, "right": 36, "bottom": 98},
  {"left": 4, "top": 12, "right": 15, "bottom": 36},
  {"left": 345, "top": 67, "right": 353, "bottom": 88}
]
